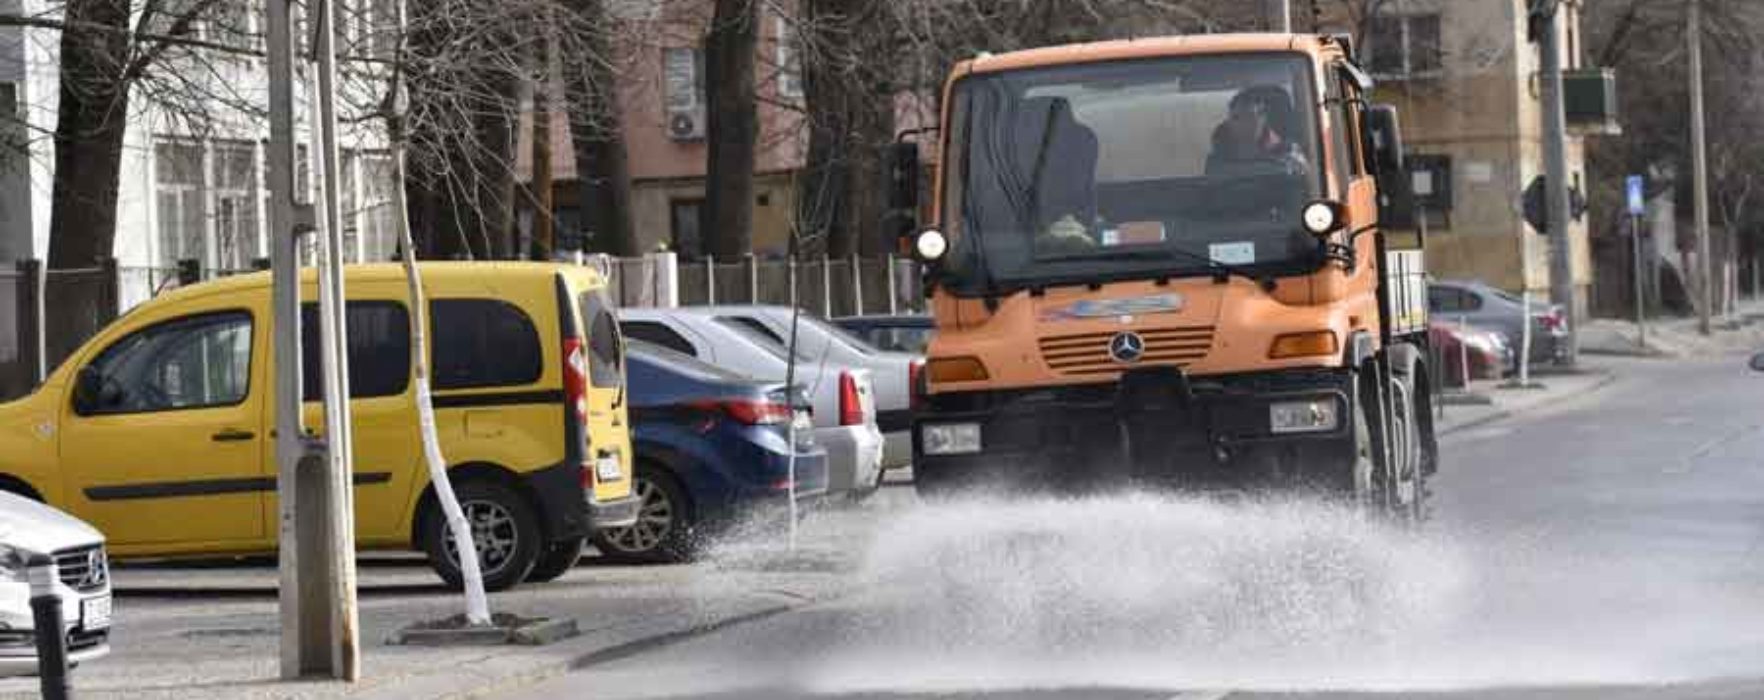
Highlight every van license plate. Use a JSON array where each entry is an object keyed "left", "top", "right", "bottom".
[{"left": 82, "top": 595, "right": 111, "bottom": 630}]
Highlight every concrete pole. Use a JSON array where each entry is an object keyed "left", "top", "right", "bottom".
[
  {"left": 312, "top": 0, "right": 361, "bottom": 680},
  {"left": 1264, "top": 0, "right": 1291, "bottom": 32},
  {"left": 1632, "top": 213, "right": 1646, "bottom": 349},
  {"left": 1539, "top": 2, "right": 1577, "bottom": 365},
  {"left": 1689, "top": 0, "right": 1713, "bottom": 335}
]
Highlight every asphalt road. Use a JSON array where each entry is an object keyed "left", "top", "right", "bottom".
[{"left": 510, "top": 356, "right": 1764, "bottom": 700}]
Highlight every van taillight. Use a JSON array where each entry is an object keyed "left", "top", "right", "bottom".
[
  {"left": 562, "top": 337, "right": 589, "bottom": 424},
  {"left": 839, "top": 372, "right": 863, "bottom": 426}
]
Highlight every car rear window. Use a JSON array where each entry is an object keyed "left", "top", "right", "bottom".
[
  {"left": 621, "top": 320, "right": 698, "bottom": 356},
  {"left": 431, "top": 299, "right": 542, "bottom": 390},
  {"left": 579, "top": 290, "right": 623, "bottom": 388},
  {"left": 713, "top": 317, "right": 808, "bottom": 362},
  {"left": 301, "top": 301, "right": 411, "bottom": 400}
]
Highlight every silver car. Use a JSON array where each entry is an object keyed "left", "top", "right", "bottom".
[
  {"left": 1428, "top": 279, "right": 1569, "bottom": 369},
  {"left": 0, "top": 491, "right": 111, "bottom": 676},
  {"left": 689, "top": 306, "right": 919, "bottom": 473},
  {"left": 618, "top": 309, "right": 886, "bottom": 497}
]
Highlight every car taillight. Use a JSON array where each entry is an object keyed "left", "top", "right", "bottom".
[
  {"left": 839, "top": 371, "right": 863, "bottom": 426},
  {"left": 562, "top": 337, "right": 589, "bottom": 424},
  {"left": 1536, "top": 308, "right": 1566, "bottom": 332},
  {"left": 695, "top": 400, "right": 792, "bottom": 426},
  {"left": 908, "top": 359, "right": 925, "bottom": 410}
]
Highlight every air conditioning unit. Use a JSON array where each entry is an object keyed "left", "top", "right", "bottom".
[{"left": 667, "top": 107, "right": 705, "bottom": 141}]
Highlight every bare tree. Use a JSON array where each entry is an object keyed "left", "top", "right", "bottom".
[{"left": 702, "top": 0, "right": 758, "bottom": 258}]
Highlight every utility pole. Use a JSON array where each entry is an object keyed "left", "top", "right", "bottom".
[
  {"left": 1537, "top": 0, "right": 1578, "bottom": 365},
  {"left": 1265, "top": 0, "right": 1292, "bottom": 32},
  {"left": 1689, "top": 0, "right": 1713, "bottom": 336},
  {"left": 268, "top": 0, "right": 360, "bottom": 680}
]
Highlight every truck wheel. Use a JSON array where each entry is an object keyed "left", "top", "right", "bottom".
[
  {"left": 422, "top": 480, "right": 543, "bottom": 592},
  {"left": 1348, "top": 379, "right": 1381, "bottom": 514},
  {"left": 591, "top": 466, "right": 694, "bottom": 564},
  {"left": 526, "top": 537, "right": 585, "bottom": 583}
]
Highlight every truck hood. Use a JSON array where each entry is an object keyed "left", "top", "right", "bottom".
[{"left": 0, "top": 491, "right": 104, "bottom": 555}]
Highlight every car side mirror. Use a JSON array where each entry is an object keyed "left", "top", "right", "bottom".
[
  {"left": 73, "top": 367, "right": 105, "bottom": 413},
  {"left": 1750, "top": 352, "right": 1764, "bottom": 372}
]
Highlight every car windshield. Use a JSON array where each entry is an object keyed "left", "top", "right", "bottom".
[{"left": 940, "top": 53, "right": 1324, "bottom": 296}]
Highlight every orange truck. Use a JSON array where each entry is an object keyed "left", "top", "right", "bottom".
[{"left": 893, "top": 33, "right": 1435, "bottom": 518}]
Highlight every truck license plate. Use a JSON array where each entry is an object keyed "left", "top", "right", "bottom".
[{"left": 82, "top": 595, "right": 112, "bottom": 630}]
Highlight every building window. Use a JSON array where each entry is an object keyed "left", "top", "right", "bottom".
[
  {"left": 155, "top": 142, "right": 206, "bottom": 270},
  {"left": 669, "top": 198, "right": 703, "bottom": 259},
  {"left": 212, "top": 140, "right": 259, "bottom": 271},
  {"left": 775, "top": 14, "right": 802, "bottom": 101},
  {"left": 1368, "top": 14, "right": 1442, "bottom": 79}
]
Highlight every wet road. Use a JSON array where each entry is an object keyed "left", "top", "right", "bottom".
[{"left": 513, "top": 356, "right": 1764, "bottom": 699}]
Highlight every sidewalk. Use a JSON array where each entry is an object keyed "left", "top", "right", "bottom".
[
  {"left": 1580, "top": 298, "right": 1764, "bottom": 358},
  {"left": 0, "top": 529, "right": 868, "bottom": 700},
  {"left": 1433, "top": 362, "right": 1618, "bottom": 437}
]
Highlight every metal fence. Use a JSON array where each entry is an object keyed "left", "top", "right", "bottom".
[
  {"left": 0, "top": 260, "right": 122, "bottom": 401},
  {"left": 664, "top": 255, "right": 921, "bottom": 317}
]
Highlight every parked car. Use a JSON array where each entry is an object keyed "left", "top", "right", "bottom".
[
  {"left": 0, "top": 263, "right": 638, "bottom": 592},
  {"left": 1429, "top": 320, "right": 1510, "bottom": 387},
  {"left": 688, "top": 306, "right": 918, "bottom": 473},
  {"left": 833, "top": 314, "right": 935, "bottom": 355},
  {"left": 592, "top": 341, "right": 829, "bottom": 563},
  {"left": 0, "top": 491, "right": 111, "bottom": 676},
  {"left": 618, "top": 308, "right": 884, "bottom": 498},
  {"left": 1428, "top": 279, "right": 1568, "bottom": 369}
]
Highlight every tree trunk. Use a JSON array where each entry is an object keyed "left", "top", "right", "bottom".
[
  {"left": 47, "top": 0, "right": 132, "bottom": 270},
  {"left": 562, "top": 0, "right": 638, "bottom": 257},
  {"left": 472, "top": 77, "right": 519, "bottom": 259},
  {"left": 848, "top": 87, "right": 895, "bottom": 257},
  {"left": 531, "top": 77, "right": 555, "bottom": 260},
  {"left": 798, "top": 0, "right": 854, "bottom": 258},
  {"left": 702, "top": 0, "right": 758, "bottom": 259}
]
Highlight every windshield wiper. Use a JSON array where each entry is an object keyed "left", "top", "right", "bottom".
[{"left": 1041, "top": 247, "right": 1278, "bottom": 291}]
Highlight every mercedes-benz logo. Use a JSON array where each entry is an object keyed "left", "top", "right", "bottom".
[
  {"left": 84, "top": 549, "right": 107, "bottom": 588},
  {"left": 1108, "top": 331, "right": 1146, "bottom": 363}
]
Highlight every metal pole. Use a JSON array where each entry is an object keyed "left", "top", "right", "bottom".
[
  {"left": 1458, "top": 315, "right": 1470, "bottom": 389},
  {"left": 1539, "top": 1, "right": 1577, "bottom": 365},
  {"left": 705, "top": 255, "right": 716, "bottom": 305},
  {"left": 850, "top": 253, "right": 863, "bottom": 316},
  {"left": 885, "top": 253, "right": 898, "bottom": 315},
  {"left": 1264, "top": 0, "right": 1291, "bottom": 32},
  {"left": 28, "top": 555, "right": 68, "bottom": 700},
  {"left": 1519, "top": 291, "right": 1533, "bottom": 387},
  {"left": 747, "top": 253, "right": 759, "bottom": 303},
  {"left": 1632, "top": 213, "right": 1646, "bottom": 349},
  {"left": 1689, "top": 0, "right": 1713, "bottom": 335},
  {"left": 820, "top": 254, "right": 832, "bottom": 317}
]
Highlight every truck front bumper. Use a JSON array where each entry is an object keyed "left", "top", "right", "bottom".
[{"left": 912, "top": 368, "right": 1356, "bottom": 483}]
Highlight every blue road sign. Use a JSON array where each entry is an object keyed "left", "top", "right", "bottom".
[{"left": 1626, "top": 175, "right": 1646, "bottom": 216}]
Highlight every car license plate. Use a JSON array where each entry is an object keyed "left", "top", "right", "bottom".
[{"left": 81, "top": 595, "right": 111, "bottom": 631}]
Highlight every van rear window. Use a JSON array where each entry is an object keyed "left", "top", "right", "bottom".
[
  {"left": 431, "top": 299, "right": 542, "bottom": 390},
  {"left": 579, "top": 291, "right": 624, "bottom": 388}
]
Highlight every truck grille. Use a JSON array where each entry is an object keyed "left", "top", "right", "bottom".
[
  {"left": 53, "top": 545, "right": 109, "bottom": 593},
  {"left": 1040, "top": 326, "right": 1215, "bottom": 375}
]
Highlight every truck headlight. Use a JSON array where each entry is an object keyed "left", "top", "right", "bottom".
[
  {"left": 921, "top": 423, "right": 982, "bottom": 455},
  {"left": 1269, "top": 398, "right": 1341, "bottom": 434}
]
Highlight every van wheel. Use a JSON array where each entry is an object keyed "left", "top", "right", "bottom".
[
  {"left": 591, "top": 467, "right": 693, "bottom": 564},
  {"left": 421, "top": 480, "right": 542, "bottom": 592},
  {"left": 526, "top": 537, "right": 584, "bottom": 583}
]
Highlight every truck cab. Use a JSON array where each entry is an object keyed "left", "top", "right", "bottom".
[{"left": 901, "top": 34, "right": 1435, "bottom": 517}]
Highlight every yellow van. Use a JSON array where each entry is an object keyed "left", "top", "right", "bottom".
[{"left": 0, "top": 263, "right": 636, "bottom": 591}]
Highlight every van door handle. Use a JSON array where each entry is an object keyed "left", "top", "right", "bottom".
[{"left": 212, "top": 429, "right": 256, "bottom": 442}]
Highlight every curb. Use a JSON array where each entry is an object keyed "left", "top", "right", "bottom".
[{"left": 1438, "top": 370, "right": 1618, "bottom": 437}]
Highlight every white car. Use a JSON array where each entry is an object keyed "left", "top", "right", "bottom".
[
  {"left": 619, "top": 309, "right": 886, "bottom": 497},
  {"left": 683, "top": 306, "right": 920, "bottom": 472},
  {"left": 0, "top": 491, "right": 111, "bottom": 676}
]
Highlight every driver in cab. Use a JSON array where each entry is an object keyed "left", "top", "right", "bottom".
[{"left": 1205, "top": 86, "right": 1309, "bottom": 177}]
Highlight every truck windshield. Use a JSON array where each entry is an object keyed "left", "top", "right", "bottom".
[{"left": 940, "top": 53, "right": 1325, "bottom": 296}]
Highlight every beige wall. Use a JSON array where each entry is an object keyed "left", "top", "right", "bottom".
[{"left": 629, "top": 172, "right": 800, "bottom": 256}]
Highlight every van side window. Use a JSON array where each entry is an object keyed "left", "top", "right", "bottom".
[
  {"left": 78, "top": 311, "right": 253, "bottom": 415},
  {"left": 431, "top": 299, "right": 543, "bottom": 390},
  {"left": 301, "top": 302, "right": 411, "bottom": 400},
  {"left": 620, "top": 321, "right": 696, "bottom": 357},
  {"left": 580, "top": 291, "right": 624, "bottom": 388}
]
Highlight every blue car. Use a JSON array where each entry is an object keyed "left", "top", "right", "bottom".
[{"left": 591, "top": 340, "right": 829, "bottom": 563}]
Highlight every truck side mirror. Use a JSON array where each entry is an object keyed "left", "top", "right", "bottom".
[
  {"left": 1365, "top": 104, "right": 1417, "bottom": 228},
  {"left": 888, "top": 142, "right": 922, "bottom": 255}
]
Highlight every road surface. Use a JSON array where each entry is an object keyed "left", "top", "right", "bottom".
[{"left": 512, "top": 356, "right": 1764, "bottom": 699}]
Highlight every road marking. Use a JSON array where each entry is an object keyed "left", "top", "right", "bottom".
[
  {"left": 1665, "top": 423, "right": 1764, "bottom": 474},
  {"left": 1166, "top": 692, "right": 1231, "bottom": 700}
]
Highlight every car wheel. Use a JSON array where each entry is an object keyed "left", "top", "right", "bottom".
[
  {"left": 590, "top": 467, "right": 692, "bottom": 564},
  {"left": 526, "top": 537, "right": 585, "bottom": 583},
  {"left": 421, "top": 480, "right": 542, "bottom": 592}
]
